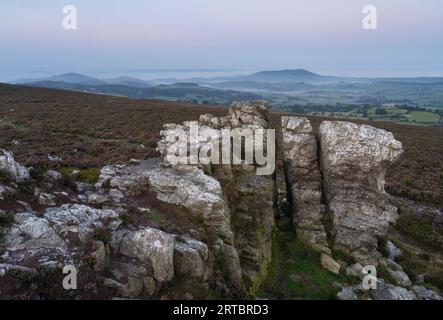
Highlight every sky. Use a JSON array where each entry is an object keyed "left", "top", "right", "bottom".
[{"left": 0, "top": 0, "right": 442, "bottom": 81}]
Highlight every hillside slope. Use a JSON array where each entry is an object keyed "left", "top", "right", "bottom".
[{"left": 0, "top": 83, "right": 441, "bottom": 206}]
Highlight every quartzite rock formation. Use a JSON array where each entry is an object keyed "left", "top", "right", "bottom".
[
  {"left": 157, "top": 101, "right": 276, "bottom": 293},
  {"left": 281, "top": 116, "right": 330, "bottom": 254},
  {"left": 319, "top": 121, "right": 404, "bottom": 264},
  {"left": 0, "top": 101, "right": 412, "bottom": 300}
]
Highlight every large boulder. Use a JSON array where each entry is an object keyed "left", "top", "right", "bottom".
[
  {"left": 319, "top": 121, "right": 403, "bottom": 265},
  {"left": 112, "top": 227, "right": 175, "bottom": 282},
  {"left": 281, "top": 117, "right": 329, "bottom": 254}
]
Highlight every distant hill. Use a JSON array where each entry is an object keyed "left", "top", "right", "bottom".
[
  {"left": 20, "top": 80, "right": 262, "bottom": 105},
  {"left": 245, "top": 69, "right": 332, "bottom": 82},
  {"left": 10, "top": 70, "right": 443, "bottom": 109},
  {"left": 102, "top": 76, "right": 153, "bottom": 87},
  {"left": 15, "top": 73, "right": 105, "bottom": 86}
]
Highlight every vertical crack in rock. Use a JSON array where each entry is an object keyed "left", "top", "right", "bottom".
[
  {"left": 319, "top": 121, "right": 404, "bottom": 265},
  {"left": 157, "top": 101, "right": 277, "bottom": 294},
  {"left": 281, "top": 116, "right": 330, "bottom": 254}
]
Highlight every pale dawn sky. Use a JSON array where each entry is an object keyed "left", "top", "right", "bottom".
[{"left": 0, "top": 0, "right": 442, "bottom": 81}]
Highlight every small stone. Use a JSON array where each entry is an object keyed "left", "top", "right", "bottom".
[
  {"left": 320, "top": 254, "right": 341, "bottom": 274},
  {"left": 46, "top": 170, "right": 62, "bottom": 181},
  {"left": 38, "top": 193, "right": 56, "bottom": 206}
]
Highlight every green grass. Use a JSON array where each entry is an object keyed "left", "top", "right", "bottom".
[
  {"left": 393, "top": 240, "right": 443, "bottom": 293},
  {"left": 59, "top": 167, "right": 100, "bottom": 185},
  {"left": 257, "top": 220, "right": 354, "bottom": 300},
  {"left": 395, "top": 208, "right": 443, "bottom": 251},
  {"left": 407, "top": 111, "right": 440, "bottom": 123}
]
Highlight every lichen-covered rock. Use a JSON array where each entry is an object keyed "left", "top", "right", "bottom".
[
  {"left": 319, "top": 121, "right": 403, "bottom": 265},
  {"left": 3, "top": 212, "right": 67, "bottom": 253},
  {"left": 174, "top": 236, "right": 209, "bottom": 279},
  {"left": 44, "top": 204, "right": 121, "bottom": 243},
  {"left": 156, "top": 101, "right": 276, "bottom": 294},
  {"left": 412, "top": 285, "right": 442, "bottom": 300},
  {"left": 371, "top": 282, "right": 416, "bottom": 300},
  {"left": 0, "top": 149, "right": 29, "bottom": 182},
  {"left": 281, "top": 116, "right": 329, "bottom": 254},
  {"left": 112, "top": 227, "right": 175, "bottom": 282},
  {"left": 1, "top": 204, "right": 121, "bottom": 272}
]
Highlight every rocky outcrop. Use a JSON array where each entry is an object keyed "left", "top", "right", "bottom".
[
  {"left": 281, "top": 116, "right": 329, "bottom": 254},
  {"left": 1, "top": 102, "right": 414, "bottom": 300},
  {"left": 95, "top": 157, "right": 241, "bottom": 293},
  {"left": 157, "top": 101, "right": 276, "bottom": 293},
  {"left": 0, "top": 149, "right": 30, "bottom": 182},
  {"left": 319, "top": 121, "right": 403, "bottom": 264},
  {"left": 1, "top": 204, "right": 122, "bottom": 275}
]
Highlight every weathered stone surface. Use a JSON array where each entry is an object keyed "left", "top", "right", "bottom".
[
  {"left": 0, "top": 149, "right": 29, "bottom": 182},
  {"left": 320, "top": 254, "right": 341, "bottom": 274},
  {"left": 346, "top": 263, "right": 365, "bottom": 279},
  {"left": 44, "top": 204, "right": 121, "bottom": 243},
  {"left": 412, "top": 285, "right": 442, "bottom": 300},
  {"left": 174, "top": 236, "right": 209, "bottom": 279},
  {"left": 385, "top": 240, "right": 402, "bottom": 261},
  {"left": 38, "top": 192, "right": 56, "bottom": 206},
  {"left": 371, "top": 282, "right": 416, "bottom": 300},
  {"left": 112, "top": 227, "right": 175, "bottom": 282},
  {"left": 156, "top": 101, "right": 276, "bottom": 293},
  {"left": 387, "top": 269, "right": 411, "bottom": 287},
  {"left": 281, "top": 117, "right": 329, "bottom": 254},
  {"left": 319, "top": 121, "right": 403, "bottom": 264},
  {"left": 337, "top": 287, "right": 358, "bottom": 300},
  {"left": 3, "top": 212, "right": 67, "bottom": 253},
  {"left": 98, "top": 158, "right": 233, "bottom": 244}
]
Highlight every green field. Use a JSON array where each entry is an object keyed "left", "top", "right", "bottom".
[{"left": 322, "top": 106, "right": 442, "bottom": 126}]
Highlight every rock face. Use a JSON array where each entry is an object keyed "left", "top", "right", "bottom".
[
  {"left": 281, "top": 117, "right": 329, "bottom": 254},
  {"left": 319, "top": 121, "right": 403, "bottom": 264},
  {"left": 112, "top": 227, "right": 175, "bottom": 282},
  {"left": 157, "top": 101, "right": 276, "bottom": 293},
  {"left": 96, "top": 158, "right": 241, "bottom": 293}
]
